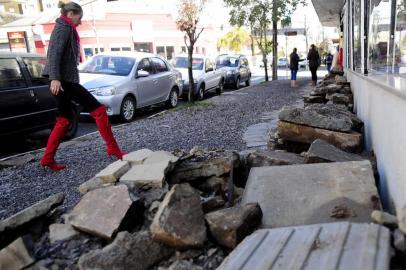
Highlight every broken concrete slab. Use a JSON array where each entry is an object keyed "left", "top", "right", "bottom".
[
  {"left": 304, "top": 139, "right": 366, "bottom": 163},
  {"left": 0, "top": 235, "right": 35, "bottom": 270},
  {"left": 306, "top": 103, "right": 363, "bottom": 131},
  {"left": 170, "top": 156, "right": 233, "bottom": 183},
  {"left": 69, "top": 185, "right": 135, "bottom": 240},
  {"left": 120, "top": 162, "right": 167, "bottom": 188},
  {"left": 245, "top": 149, "right": 305, "bottom": 167},
  {"left": 217, "top": 222, "right": 390, "bottom": 270},
  {"left": 303, "top": 95, "right": 325, "bottom": 104},
  {"left": 150, "top": 183, "right": 207, "bottom": 249},
  {"left": 123, "top": 149, "right": 153, "bottom": 165},
  {"left": 277, "top": 121, "right": 363, "bottom": 153},
  {"left": 278, "top": 107, "right": 353, "bottom": 132},
  {"left": 242, "top": 161, "right": 381, "bottom": 228},
  {"left": 205, "top": 203, "right": 262, "bottom": 249},
  {"left": 78, "top": 177, "right": 113, "bottom": 195},
  {"left": 143, "top": 151, "right": 179, "bottom": 167},
  {"left": 49, "top": 223, "right": 79, "bottom": 243},
  {"left": 95, "top": 160, "right": 130, "bottom": 184},
  {"left": 78, "top": 231, "right": 173, "bottom": 270},
  {"left": 0, "top": 193, "right": 64, "bottom": 249},
  {"left": 201, "top": 196, "right": 226, "bottom": 213}
]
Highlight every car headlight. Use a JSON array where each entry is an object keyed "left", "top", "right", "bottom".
[
  {"left": 90, "top": 86, "right": 116, "bottom": 96},
  {"left": 193, "top": 79, "right": 198, "bottom": 84},
  {"left": 226, "top": 70, "right": 235, "bottom": 75}
]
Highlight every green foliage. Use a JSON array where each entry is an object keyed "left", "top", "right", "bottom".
[
  {"left": 217, "top": 27, "right": 251, "bottom": 52},
  {"left": 223, "top": 0, "right": 306, "bottom": 80}
]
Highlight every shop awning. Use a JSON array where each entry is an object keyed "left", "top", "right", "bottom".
[{"left": 311, "top": 0, "right": 345, "bottom": 27}]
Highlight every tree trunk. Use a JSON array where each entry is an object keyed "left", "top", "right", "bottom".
[
  {"left": 264, "top": 25, "right": 269, "bottom": 82},
  {"left": 250, "top": 35, "right": 255, "bottom": 56},
  {"left": 187, "top": 45, "right": 195, "bottom": 103},
  {"left": 272, "top": 19, "right": 278, "bottom": 81}
]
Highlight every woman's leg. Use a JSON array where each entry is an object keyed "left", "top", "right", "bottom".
[
  {"left": 61, "top": 82, "right": 127, "bottom": 159},
  {"left": 40, "top": 85, "right": 74, "bottom": 171}
]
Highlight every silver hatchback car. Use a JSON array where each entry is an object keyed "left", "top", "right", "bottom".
[{"left": 79, "top": 52, "right": 183, "bottom": 122}]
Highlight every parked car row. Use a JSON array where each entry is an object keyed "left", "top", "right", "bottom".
[{"left": 0, "top": 51, "right": 252, "bottom": 138}]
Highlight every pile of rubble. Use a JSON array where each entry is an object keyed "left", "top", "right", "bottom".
[
  {"left": 0, "top": 148, "right": 270, "bottom": 270},
  {"left": 275, "top": 74, "right": 363, "bottom": 154}
]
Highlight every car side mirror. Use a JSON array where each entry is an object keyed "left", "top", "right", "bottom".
[
  {"left": 136, "top": 70, "right": 149, "bottom": 78},
  {"left": 206, "top": 67, "right": 214, "bottom": 73}
]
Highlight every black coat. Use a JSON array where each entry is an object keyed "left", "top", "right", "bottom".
[
  {"left": 290, "top": 52, "right": 300, "bottom": 71},
  {"left": 307, "top": 49, "right": 320, "bottom": 69},
  {"left": 43, "top": 18, "right": 80, "bottom": 83}
]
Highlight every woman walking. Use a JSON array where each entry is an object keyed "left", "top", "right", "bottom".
[
  {"left": 41, "top": 1, "right": 126, "bottom": 171},
  {"left": 289, "top": 48, "right": 303, "bottom": 88},
  {"left": 307, "top": 44, "right": 320, "bottom": 86}
]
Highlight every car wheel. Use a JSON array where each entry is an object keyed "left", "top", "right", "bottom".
[
  {"left": 197, "top": 85, "right": 205, "bottom": 101},
  {"left": 216, "top": 79, "right": 224, "bottom": 95},
  {"left": 166, "top": 88, "right": 178, "bottom": 108},
  {"left": 64, "top": 108, "right": 78, "bottom": 140},
  {"left": 245, "top": 76, "right": 251, "bottom": 87},
  {"left": 234, "top": 77, "right": 240, "bottom": 90},
  {"left": 120, "top": 95, "right": 136, "bottom": 122}
]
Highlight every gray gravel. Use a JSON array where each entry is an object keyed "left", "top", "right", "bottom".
[{"left": 0, "top": 79, "right": 309, "bottom": 220}]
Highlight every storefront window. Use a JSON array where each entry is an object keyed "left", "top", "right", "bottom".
[
  {"left": 394, "top": 0, "right": 406, "bottom": 74},
  {"left": 353, "top": 0, "right": 362, "bottom": 71},
  {"left": 369, "top": 0, "right": 392, "bottom": 73}
]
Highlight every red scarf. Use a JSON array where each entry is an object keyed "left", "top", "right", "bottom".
[{"left": 59, "top": 15, "right": 82, "bottom": 63}]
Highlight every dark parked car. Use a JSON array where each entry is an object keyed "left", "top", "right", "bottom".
[
  {"left": 0, "top": 53, "right": 78, "bottom": 138},
  {"left": 216, "top": 54, "right": 251, "bottom": 89}
]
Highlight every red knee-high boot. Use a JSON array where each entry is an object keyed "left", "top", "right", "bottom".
[
  {"left": 40, "top": 117, "right": 70, "bottom": 171},
  {"left": 90, "top": 105, "right": 127, "bottom": 159}
]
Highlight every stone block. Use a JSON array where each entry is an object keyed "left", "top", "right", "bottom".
[
  {"left": 123, "top": 149, "right": 153, "bottom": 165},
  {"left": 78, "top": 177, "right": 113, "bottom": 195},
  {"left": 120, "top": 162, "right": 167, "bottom": 188},
  {"left": 205, "top": 203, "right": 262, "bottom": 249},
  {"left": 0, "top": 236, "right": 35, "bottom": 270},
  {"left": 150, "top": 183, "right": 207, "bottom": 249},
  {"left": 69, "top": 185, "right": 135, "bottom": 240},
  {"left": 304, "top": 139, "right": 366, "bottom": 163},
  {"left": 78, "top": 231, "right": 173, "bottom": 270},
  {"left": 242, "top": 161, "right": 381, "bottom": 228},
  {"left": 218, "top": 222, "right": 390, "bottom": 270},
  {"left": 0, "top": 193, "right": 64, "bottom": 249},
  {"left": 277, "top": 121, "right": 363, "bottom": 153},
  {"left": 49, "top": 223, "right": 79, "bottom": 243},
  {"left": 143, "top": 151, "right": 179, "bottom": 166},
  {"left": 279, "top": 106, "right": 353, "bottom": 132},
  {"left": 95, "top": 160, "right": 130, "bottom": 184}
]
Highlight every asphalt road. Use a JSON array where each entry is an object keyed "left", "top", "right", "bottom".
[{"left": 0, "top": 75, "right": 265, "bottom": 160}]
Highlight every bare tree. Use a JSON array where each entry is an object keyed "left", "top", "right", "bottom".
[{"left": 176, "top": 0, "right": 207, "bottom": 102}]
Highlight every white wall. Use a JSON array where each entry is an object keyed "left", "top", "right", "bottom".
[{"left": 347, "top": 70, "right": 406, "bottom": 214}]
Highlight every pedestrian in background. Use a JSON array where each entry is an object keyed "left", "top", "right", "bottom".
[
  {"left": 289, "top": 48, "right": 303, "bottom": 88},
  {"left": 41, "top": 1, "right": 127, "bottom": 171},
  {"left": 325, "top": 52, "right": 333, "bottom": 73},
  {"left": 307, "top": 44, "right": 320, "bottom": 86}
]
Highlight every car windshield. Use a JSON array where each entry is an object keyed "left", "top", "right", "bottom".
[
  {"left": 174, "top": 57, "right": 204, "bottom": 70},
  {"left": 216, "top": 56, "right": 239, "bottom": 67},
  {"left": 79, "top": 55, "right": 135, "bottom": 76}
]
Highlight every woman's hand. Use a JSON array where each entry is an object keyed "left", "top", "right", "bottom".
[{"left": 50, "top": 80, "right": 64, "bottom": 95}]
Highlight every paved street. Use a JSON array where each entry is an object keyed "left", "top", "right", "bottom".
[{"left": 0, "top": 77, "right": 314, "bottom": 219}]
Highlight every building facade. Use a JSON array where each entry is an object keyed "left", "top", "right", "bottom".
[{"left": 312, "top": 0, "right": 406, "bottom": 217}]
